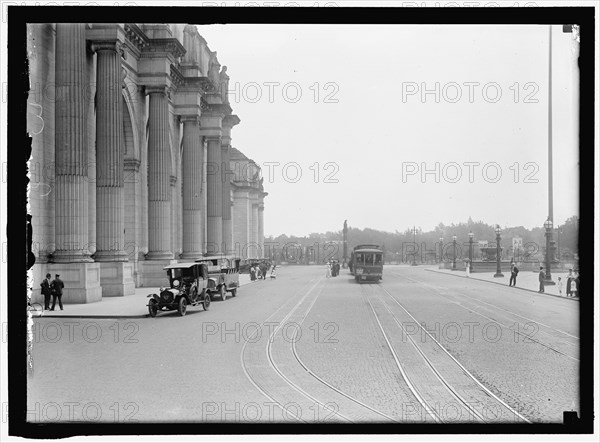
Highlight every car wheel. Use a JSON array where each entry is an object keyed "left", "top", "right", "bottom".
[
  {"left": 148, "top": 299, "right": 158, "bottom": 317},
  {"left": 220, "top": 285, "right": 227, "bottom": 301},
  {"left": 177, "top": 297, "right": 187, "bottom": 316},
  {"left": 202, "top": 290, "right": 211, "bottom": 311},
  {"left": 231, "top": 288, "right": 237, "bottom": 297}
]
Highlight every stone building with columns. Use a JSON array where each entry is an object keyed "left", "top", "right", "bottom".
[{"left": 27, "top": 23, "right": 266, "bottom": 304}]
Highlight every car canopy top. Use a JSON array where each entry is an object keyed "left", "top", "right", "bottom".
[
  {"left": 195, "top": 255, "right": 240, "bottom": 262},
  {"left": 163, "top": 262, "right": 202, "bottom": 270}
]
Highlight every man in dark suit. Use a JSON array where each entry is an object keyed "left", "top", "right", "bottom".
[
  {"left": 40, "top": 273, "right": 52, "bottom": 310},
  {"left": 538, "top": 266, "right": 545, "bottom": 293},
  {"left": 50, "top": 274, "right": 64, "bottom": 311},
  {"left": 509, "top": 264, "right": 519, "bottom": 287}
]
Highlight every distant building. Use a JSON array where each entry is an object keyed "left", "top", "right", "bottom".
[{"left": 27, "top": 23, "right": 266, "bottom": 303}]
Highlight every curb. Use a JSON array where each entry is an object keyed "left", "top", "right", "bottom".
[
  {"left": 425, "top": 268, "right": 579, "bottom": 302},
  {"left": 39, "top": 313, "right": 149, "bottom": 319},
  {"left": 39, "top": 280, "right": 257, "bottom": 319}
]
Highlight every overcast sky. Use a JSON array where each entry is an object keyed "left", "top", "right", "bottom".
[{"left": 197, "top": 24, "right": 580, "bottom": 237}]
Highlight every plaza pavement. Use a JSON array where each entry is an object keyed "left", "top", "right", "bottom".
[
  {"left": 39, "top": 274, "right": 254, "bottom": 318},
  {"left": 37, "top": 267, "right": 578, "bottom": 319},
  {"left": 429, "top": 267, "right": 579, "bottom": 301}
]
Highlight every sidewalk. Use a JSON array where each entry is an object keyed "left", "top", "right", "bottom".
[
  {"left": 40, "top": 274, "right": 253, "bottom": 319},
  {"left": 428, "top": 268, "right": 579, "bottom": 301}
]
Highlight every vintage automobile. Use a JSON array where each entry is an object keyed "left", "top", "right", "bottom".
[
  {"left": 146, "top": 262, "right": 210, "bottom": 317},
  {"left": 195, "top": 255, "right": 241, "bottom": 301}
]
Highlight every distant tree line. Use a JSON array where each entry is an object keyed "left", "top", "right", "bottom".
[{"left": 264, "top": 216, "right": 579, "bottom": 264}]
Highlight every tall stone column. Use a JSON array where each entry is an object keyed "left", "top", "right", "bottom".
[
  {"left": 50, "top": 23, "right": 101, "bottom": 303},
  {"left": 92, "top": 41, "right": 127, "bottom": 262},
  {"left": 258, "top": 202, "right": 265, "bottom": 258},
  {"left": 53, "top": 23, "right": 92, "bottom": 264},
  {"left": 220, "top": 114, "right": 239, "bottom": 254},
  {"left": 221, "top": 143, "right": 233, "bottom": 253},
  {"left": 90, "top": 39, "right": 134, "bottom": 296},
  {"left": 206, "top": 135, "right": 223, "bottom": 254},
  {"left": 145, "top": 86, "right": 173, "bottom": 260},
  {"left": 251, "top": 201, "right": 259, "bottom": 259},
  {"left": 180, "top": 115, "right": 204, "bottom": 259}
]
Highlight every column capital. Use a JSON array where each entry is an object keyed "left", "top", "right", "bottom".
[
  {"left": 90, "top": 40, "right": 126, "bottom": 59},
  {"left": 145, "top": 85, "right": 168, "bottom": 96},
  {"left": 180, "top": 114, "right": 201, "bottom": 124},
  {"left": 204, "top": 135, "right": 222, "bottom": 143}
]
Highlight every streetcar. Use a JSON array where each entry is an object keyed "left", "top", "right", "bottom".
[{"left": 350, "top": 245, "right": 383, "bottom": 283}]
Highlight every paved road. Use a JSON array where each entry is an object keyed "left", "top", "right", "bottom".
[{"left": 27, "top": 265, "right": 579, "bottom": 424}]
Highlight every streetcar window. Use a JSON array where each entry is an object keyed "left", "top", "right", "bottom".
[
  {"left": 365, "top": 254, "right": 374, "bottom": 265},
  {"left": 355, "top": 253, "right": 364, "bottom": 264},
  {"left": 375, "top": 254, "right": 382, "bottom": 265}
]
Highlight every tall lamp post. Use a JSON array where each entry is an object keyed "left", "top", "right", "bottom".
[
  {"left": 412, "top": 226, "right": 418, "bottom": 266},
  {"left": 439, "top": 237, "right": 443, "bottom": 264},
  {"left": 494, "top": 226, "right": 504, "bottom": 278},
  {"left": 468, "top": 232, "right": 474, "bottom": 273},
  {"left": 544, "top": 218, "right": 555, "bottom": 285},
  {"left": 452, "top": 235, "right": 457, "bottom": 270}
]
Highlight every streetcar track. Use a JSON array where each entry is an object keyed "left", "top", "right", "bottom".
[
  {"left": 390, "top": 271, "right": 579, "bottom": 361},
  {"left": 239, "top": 277, "right": 319, "bottom": 423},
  {"left": 289, "top": 277, "right": 401, "bottom": 422},
  {"left": 366, "top": 284, "right": 488, "bottom": 423},
  {"left": 405, "top": 271, "right": 579, "bottom": 340},
  {"left": 375, "top": 281, "right": 532, "bottom": 423},
  {"left": 360, "top": 284, "right": 442, "bottom": 423},
  {"left": 265, "top": 279, "right": 352, "bottom": 422}
]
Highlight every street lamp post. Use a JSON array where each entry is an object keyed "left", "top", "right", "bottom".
[
  {"left": 544, "top": 218, "right": 556, "bottom": 285},
  {"left": 412, "top": 226, "right": 418, "bottom": 266},
  {"left": 468, "top": 232, "right": 474, "bottom": 273},
  {"left": 439, "top": 237, "right": 443, "bottom": 264},
  {"left": 494, "top": 226, "right": 504, "bottom": 278},
  {"left": 452, "top": 235, "right": 457, "bottom": 270}
]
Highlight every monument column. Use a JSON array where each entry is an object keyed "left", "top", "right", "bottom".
[
  {"left": 90, "top": 39, "right": 134, "bottom": 296},
  {"left": 50, "top": 23, "right": 101, "bottom": 303},
  {"left": 145, "top": 86, "right": 173, "bottom": 260},
  {"left": 180, "top": 115, "right": 204, "bottom": 259}
]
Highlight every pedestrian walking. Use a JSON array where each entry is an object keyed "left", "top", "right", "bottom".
[
  {"left": 325, "top": 262, "right": 332, "bottom": 278},
  {"left": 50, "top": 273, "right": 64, "bottom": 310},
  {"left": 250, "top": 265, "right": 257, "bottom": 282},
  {"left": 465, "top": 260, "right": 470, "bottom": 278},
  {"left": 335, "top": 261, "right": 340, "bottom": 277},
  {"left": 557, "top": 277, "right": 563, "bottom": 295},
  {"left": 40, "top": 273, "right": 52, "bottom": 310},
  {"left": 259, "top": 263, "right": 268, "bottom": 280},
  {"left": 509, "top": 264, "right": 519, "bottom": 287},
  {"left": 538, "top": 266, "right": 545, "bottom": 293},
  {"left": 270, "top": 265, "right": 277, "bottom": 279}
]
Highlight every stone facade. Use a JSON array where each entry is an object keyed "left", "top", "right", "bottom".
[{"left": 27, "top": 23, "right": 265, "bottom": 303}]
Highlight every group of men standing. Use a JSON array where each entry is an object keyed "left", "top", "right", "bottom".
[{"left": 39, "top": 273, "right": 64, "bottom": 311}]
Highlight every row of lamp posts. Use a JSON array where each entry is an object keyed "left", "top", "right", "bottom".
[
  {"left": 438, "top": 220, "right": 554, "bottom": 283},
  {"left": 438, "top": 229, "right": 501, "bottom": 275}
]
